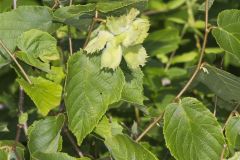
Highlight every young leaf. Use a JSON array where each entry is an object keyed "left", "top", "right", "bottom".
[
  {"left": 212, "top": 10, "right": 240, "bottom": 62},
  {"left": 163, "top": 97, "right": 225, "bottom": 160},
  {"left": 101, "top": 41, "right": 122, "bottom": 70},
  {"left": 122, "top": 18, "right": 150, "bottom": 47},
  {"left": 17, "top": 77, "right": 62, "bottom": 116},
  {"left": 94, "top": 116, "right": 123, "bottom": 139},
  {"left": 85, "top": 31, "right": 113, "bottom": 54},
  {"left": 0, "top": 6, "right": 59, "bottom": 57},
  {"left": 0, "top": 140, "right": 25, "bottom": 160},
  {"left": 225, "top": 116, "right": 240, "bottom": 151},
  {"left": 123, "top": 45, "right": 148, "bottom": 69},
  {"left": 17, "top": 29, "right": 59, "bottom": 62},
  {"left": 121, "top": 68, "right": 144, "bottom": 105},
  {"left": 28, "top": 114, "right": 65, "bottom": 155},
  {"left": 16, "top": 29, "right": 59, "bottom": 71},
  {"left": 64, "top": 51, "right": 125, "bottom": 145},
  {"left": 0, "top": 122, "right": 8, "bottom": 132},
  {"left": 198, "top": 64, "right": 240, "bottom": 103},
  {"left": 106, "top": 8, "right": 140, "bottom": 35},
  {"left": 105, "top": 134, "right": 159, "bottom": 160},
  {"left": 32, "top": 152, "right": 84, "bottom": 160},
  {"left": 227, "top": 152, "right": 240, "bottom": 160},
  {"left": 46, "top": 66, "right": 65, "bottom": 84}
]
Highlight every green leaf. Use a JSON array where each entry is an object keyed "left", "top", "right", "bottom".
[
  {"left": 123, "top": 45, "right": 148, "bottom": 69},
  {"left": 17, "top": 77, "right": 62, "bottom": 116},
  {"left": 212, "top": 9, "right": 240, "bottom": 62},
  {"left": 18, "top": 112, "right": 28, "bottom": 125},
  {"left": 227, "top": 152, "right": 240, "bottom": 160},
  {"left": 46, "top": 67, "right": 65, "bottom": 84},
  {"left": 163, "top": 97, "right": 225, "bottom": 160},
  {"left": 64, "top": 51, "right": 125, "bottom": 145},
  {"left": 225, "top": 116, "right": 240, "bottom": 150},
  {"left": 28, "top": 114, "right": 65, "bottom": 155},
  {"left": 53, "top": 4, "right": 95, "bottom": 29},
  {"left": 16, "top": 29, "right": 59, "bottom": 72},
  {"left": 101, "top": 41, "right": 122, "bottom": 70},
  {"left": 144, "top": 28, "right": 181, "bottom": 56},
  {"left": 149, "top": 0, "right": 185, "bottom": 11},
  {"left": 32, "top": 152, "right": 82, "bottom": 160},
  {"left": 198, "top": 64, "right": 240, "bottom": 103},
  {"left": 171, "top": 51, "right": 198, "bottom": 64},
  {"left": 105, "top": 134, "right": 159, "bottom": 160},
  {"left": 96, "top": 0, "right": 148, "bottom": 13},
  {"left": 121, "top": 68, "right": 144, "bottom": 105},
  {"left": 0, "top": 140, "right": 25, "bottom": 160},
  {"left": 94, "top": 116, "right": 123, "bottom": 139},
  {"left": 0, "top": 6, "right": 59, "bottom": 58},
  {"left": 0, "top": 122, "right": 8, "bottom": 132}
]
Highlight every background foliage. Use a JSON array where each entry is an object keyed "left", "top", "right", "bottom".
[{"left": 0, "top": 0, "right": 240, "bottom": 160}]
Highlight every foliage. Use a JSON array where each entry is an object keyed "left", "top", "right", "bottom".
[{"left": 0, "top": 0, "right": 240, "bottom": 160}]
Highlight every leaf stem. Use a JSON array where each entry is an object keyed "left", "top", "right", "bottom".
[
  {"left": 0, "top": 40, "right": 32, "bottom": 84},
  {"left": 63, "top": 126, "right": 84, "bottom": 157},
  {"left": 136, "top": 0, "right": 210, "bottom": 142}
]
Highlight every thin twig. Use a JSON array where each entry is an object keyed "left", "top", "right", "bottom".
[
  {"left": 136, "top": 112, "right": 164, "bottom": 142},
  {"left": 67, "top": 0, "right": 73, "bottom": 55},
  {"left": 213, "top": 96, "right": 218, "bottom": 116},
  {"left": 13, "top": 0, "right": 17, "bottom": 9},
  {"left": 63, "top": 126, "right": 84, "bottom": 157},
  {"left": 52, "top": 0, "right": 60, "bottom": 9},
  {"left": 222, "top": 104, "right": 240, "bottom": 132},
  {"left": 165, "top": 24, "right": 188, "bottom": 71},
  {"left": 220, "top": 144, "right": 227, "bottom": 160},
  {"left": 0, "top": 40, "right": 32, "bottom": 84},
  {"left": 83, "top": 10, "right": 99, "bottom": 48},
  {"left": 136, "top": 0, "right": 210, "bottom": 142},
  {"left": 18, "top": 87, "right": 28, "bottom": 135},
  {"left": 174, "top": 0, "right": 210, "bottom": 101},
  {"left": 13, "top": 124, "right": 22, "bottom": 160}
]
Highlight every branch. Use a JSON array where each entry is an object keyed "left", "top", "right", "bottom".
[
  {"left": 18, "top": 87, "right": 28, "bottom": 135},
  {"left": 83, "top": 11, "right": 99, "bottom": 48},
  {"left": 13, "top": 0, "right": 17, "bottom": 9},
  {"left": 63, "top": 126, "right": 84, "bottom": 157},
  {"left": 136, "top": 0, "right": 210, "bottom": 142},
  {"left": 67, "top": 0, "right": 73, "bottom": 55},
  {"left": 0, "top": 40, "right": 32, "bottom": 84}
]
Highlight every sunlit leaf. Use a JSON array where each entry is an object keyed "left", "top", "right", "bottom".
[
  {"left": 16, "top": 29, "right": 59, "bottom": 72},
  {"left": 17, "top": 77, "right": 62, "bottom": 116}
]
